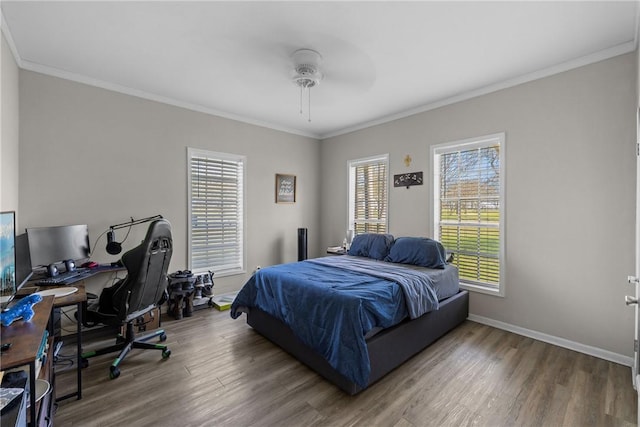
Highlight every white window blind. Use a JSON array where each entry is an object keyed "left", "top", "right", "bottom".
[
  {"left": 433, "top": 134, "right": 504, "bottom": 294},
  {"left": 349, "top": 155, "right": 389, "bottom": 234},
  {"left": 188, "top": 148, "right": 245, "bottom": 276}
]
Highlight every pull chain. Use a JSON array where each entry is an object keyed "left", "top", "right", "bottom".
[
  {"left": 296, "top": 83, "right": 314, "bottom": 122},
  {"left": 308, "top": 87, "right": 312, "bottom": 122},
  {"left": 299, "top": 86, "right": 303, "bottom": 115}
]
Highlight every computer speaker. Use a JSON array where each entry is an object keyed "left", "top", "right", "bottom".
[
  {"left": 47, "top": 264, "right": 59, "bottom": 277},
  {"left": 64, "top": 259, "right": 76, "bottom": 272}
]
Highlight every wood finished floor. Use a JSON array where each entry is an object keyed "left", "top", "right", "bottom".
[{"left": 54, "top": 308, "right": 637, "bottom": 427}]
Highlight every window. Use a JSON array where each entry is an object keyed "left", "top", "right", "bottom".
[
  {"left": 188, "top": 148, "right": 245, "bottom": 276},
  {"left": 348, "top": 154, "right": 389, "bottom": 235},
  {"left": 432, "top": 133, "right": 505, "bottom": 295}
]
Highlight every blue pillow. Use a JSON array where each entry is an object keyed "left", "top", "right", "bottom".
[
  {"left": 347, "top": 233, "right": 394, "bottom": 260},
  {"left": 384, "top": 237, "right": 447, "bottom": 269}
]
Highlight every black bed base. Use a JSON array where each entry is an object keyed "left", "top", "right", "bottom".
[{"left": 245, "top": 289, "right": 469, "bottom": 395}]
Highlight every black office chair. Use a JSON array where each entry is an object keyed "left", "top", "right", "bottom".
[{"left": 81, "top": 219, "right": 173, "bottom": 379}]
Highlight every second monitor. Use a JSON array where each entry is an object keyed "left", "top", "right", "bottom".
[{"left": 26, "top": 224, "right": 90, "bottom": 273}]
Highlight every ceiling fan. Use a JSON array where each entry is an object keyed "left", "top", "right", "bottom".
[
  {"left": 291, "top": 48, "right": 323, "bottom": 122},
  {"left": 285, "top": 41, "right": 377, "bottom": 123}
]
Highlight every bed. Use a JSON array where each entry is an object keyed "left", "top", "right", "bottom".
[{"left": 230, "top": 235, "right": 469, "bottom": 395}]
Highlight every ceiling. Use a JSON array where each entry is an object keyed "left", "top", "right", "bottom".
[{"left": 1, "top": 1, "right": 638, "bottom": 139}]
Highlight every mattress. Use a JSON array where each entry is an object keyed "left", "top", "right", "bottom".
[
  {"left": 335, "top": 256, "right": 460, "bottom": 340},
  {"left": 231, "top": 256, "right": 459, "bottom": 388},
  {"left": 387, "top": 260, "right": 460, "bottom": 301}
]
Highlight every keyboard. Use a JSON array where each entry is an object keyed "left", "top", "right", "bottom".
[{"left": 37, "top": 269, "right": 90, "bottom": 286}]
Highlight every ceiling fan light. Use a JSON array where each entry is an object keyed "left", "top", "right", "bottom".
[
  {"left": 291, "top": 49, "right": 324, "bottom": 122},
  {"left": 293, "top": 75, "right": 321, "bottom": 88}
]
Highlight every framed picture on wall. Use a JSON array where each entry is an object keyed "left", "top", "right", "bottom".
[{"left": 275, "top": 174, "right": 296, "bottom": 203}]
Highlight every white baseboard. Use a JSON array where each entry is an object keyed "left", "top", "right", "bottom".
[{"left": 467, "top": 314, "right": 634, "bottom": 367}]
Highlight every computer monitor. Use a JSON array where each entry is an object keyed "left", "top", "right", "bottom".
[
  {"left": 0, "top": 211, "right": 16, "bottom": 306},
  {"left": 26, "top": 224, "right": 90, "bottom": 269},
  {"left": 0, "top": 212, "right": 32, "bottom": 307},
  {"left": 15, "top": 233, "right": 33, "bottom": 289}
]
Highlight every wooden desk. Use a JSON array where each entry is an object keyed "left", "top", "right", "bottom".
[
  {"left": 0, "top": 295, "right": 54, "bottom": 427},
  {"left": 16, "top": 282, "right": 88, "bottom": 402},
  {"left": 47, "top": 284, "right": 87, "bottom": 402},
  {"left": 22, "top": 267, "right": 123, "bottom": 404}
]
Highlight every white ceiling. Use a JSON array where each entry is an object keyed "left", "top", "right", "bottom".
[{"left": 1, "top": 1, "right": 638, "bottom": 139}]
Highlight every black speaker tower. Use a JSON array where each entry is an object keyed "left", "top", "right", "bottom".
[{"left": 297, "top": 228, "right": 308, "bottom": 261}]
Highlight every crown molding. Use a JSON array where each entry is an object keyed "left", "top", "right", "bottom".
[
  {"left": 2, "top": 6, "right": 635, "bottom": 143},
  {"left": 2, "top": 7, "right": 319, "bottom": 138},
  {"left": 20, "top": 59, "right": 321, "bottom": 139},
  {"left": 1, "top": 10, "right": 23, "bottom": 68},
  {"left": 320, "top": 40, "right": 637, "bottom": 140}
]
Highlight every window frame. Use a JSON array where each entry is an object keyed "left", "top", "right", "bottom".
[
  {"left": 187, "top": 147, "right": 247, "bottom": 277},
  {"left": 431, "top": 133, "right": 506, "bottom": 296},
  {"left": 347, "top": 154, "right": 390, "bottom": 236}
]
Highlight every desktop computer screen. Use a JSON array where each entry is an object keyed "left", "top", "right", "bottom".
[
  {"left": 0, "top": 213, "right": 33, "bottom": 307},
  {"left": 15, "top": 233, "right": 33, "bottom": 288},
  {"left": 26, "top": 224, "right": 90, "bottom": 268},
  {"left": 0, "top": 211, "right": 17, "bottom": 305}
]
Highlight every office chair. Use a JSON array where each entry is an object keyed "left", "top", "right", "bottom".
[{"left": 81, "top": 219, "right": 173, "bottom": 379}]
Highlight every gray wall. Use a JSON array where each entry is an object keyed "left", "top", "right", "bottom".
[
  {"left": 8, "top": 34, "right": 638, "bottom": 360},
  {"left": 320, "top": 53, "right": 637, "bottom": 358},
  {"left": 1, "top": 33, "right": 20, "bottom": 220},
  {"left": 18, "top": 71, "right": 320, "bottom": 294}
]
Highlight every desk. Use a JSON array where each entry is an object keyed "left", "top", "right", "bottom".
[
  {"left": 47, "top": 284, "right": 86, "bottom": 402},
  {"left": 29, "top": 264, "right": 125, "bottom": 287},
  {"left": 0, "top": 295, "right": 54, "bottom": 427},
  {"left": 25, "top": 265, "right": 124, "bottom": 402}
]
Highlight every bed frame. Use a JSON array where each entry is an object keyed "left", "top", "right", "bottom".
[{"left": 244, "top": 289, "right": 469, "bottom": 395}]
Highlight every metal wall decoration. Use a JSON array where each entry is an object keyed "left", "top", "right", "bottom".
[{"left": 394, "top": 171, "right": 423, "bottom": 189}]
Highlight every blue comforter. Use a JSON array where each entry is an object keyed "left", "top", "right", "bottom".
[{"left": 230, "top": 256, "right": 439, "bottom": 388}]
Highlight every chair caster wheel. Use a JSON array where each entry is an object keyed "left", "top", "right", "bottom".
[
  {"left": 162, "top": 349, "right": 171, "bottom": 359},
  {"left": 80, "top": 358, "right": 89, "bottom": 369},
  {"left": 109, "top": 366, "right": 120, "bottom": 379},
  {"left": 159, "top": 333, "right": 167, "bottom": 342}
]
